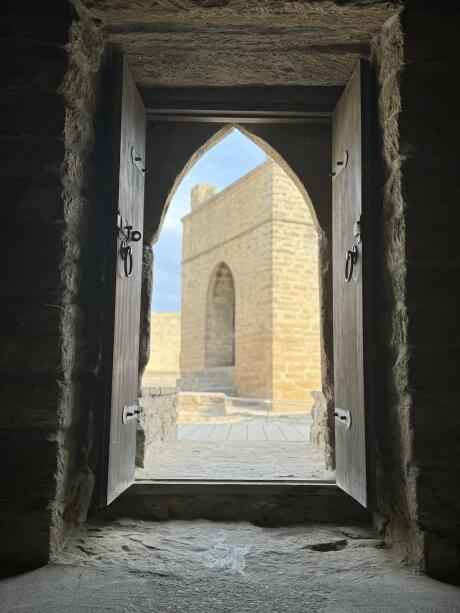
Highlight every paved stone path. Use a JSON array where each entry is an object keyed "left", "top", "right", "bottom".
[
  {"left": 178, "top": 421, "right": 309, "bottom": 442},
  {"left": 138, "top": 409, "right": 331, "bottom": 481}
]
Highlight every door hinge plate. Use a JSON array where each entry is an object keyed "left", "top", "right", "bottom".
[
  {"left": 334, "top": 408, "right": 352, "bottom": 429},
  {"left": 122, "top": 404, "right": 143, "bottom": 424}
]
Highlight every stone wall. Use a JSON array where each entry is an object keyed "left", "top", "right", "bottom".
[
  {"left": 0, "top": 1, "right": 105, "bottom": 564},
  {"left": 135, "top": 387, "right": 178, "bottom": 471},
  {"left": 372, "top": 6, "right": 460, "bottom": 579},
  {"left": 142, "top": 312, "right": 181, "bottom": 388},
  {"left": 180, "top": 160, "right": 321, "bottom": 401}
]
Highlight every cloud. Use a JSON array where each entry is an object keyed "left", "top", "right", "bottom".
[{"left": 151, "top": 129, "right": 266, "bottom": 313}]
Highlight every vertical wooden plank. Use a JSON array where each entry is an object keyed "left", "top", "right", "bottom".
[
  {"left": 100, "top": 56, "right": 146, "bottom": 506},
  {"left": 332, "top": 60, "right": 374, "bottom": 508}
]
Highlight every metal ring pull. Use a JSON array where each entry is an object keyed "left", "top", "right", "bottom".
[
  {"left": 344, "top": 245, "right": 358, "bottom": 283},
  {"left": 121, "top": 242, "right": 133, "bottom": 278}
]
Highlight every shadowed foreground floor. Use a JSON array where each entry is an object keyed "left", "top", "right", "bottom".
[{"left": 2, "top": 520, "right": 460, "bottom": 612}]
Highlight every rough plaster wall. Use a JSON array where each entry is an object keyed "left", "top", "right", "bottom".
[
  {"left": 0, "top": 1, "right": 105, "bottom": 565},
  {"left": 51, "top": 4, "right": 106, "bottom": 561},
  {"left": 371, "top": 11, "right": 420, "bottom": 561},
  {"left": 81, "top": 0, "right": 394, "bottom": 87}
]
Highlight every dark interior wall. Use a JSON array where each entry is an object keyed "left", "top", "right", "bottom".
[
  {"left": 0, "top": 1, "right": 105, "bottom": 565},
  {"left": 372, "top": 6, "right": 460, "bottom": 579},
  {"left": 400, "top": 4, "right": 460, "bottom": 579},
  {"left": 142, "top": 120, "right": 334, "bottom": 464}
]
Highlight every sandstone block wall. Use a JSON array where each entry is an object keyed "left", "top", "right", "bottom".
[
  {"left": 271, "top": 163, "right": 321, "bottom": 401},
  {"left": 142, "top": 312, "right": 181, "bottom": 388},
  {"left": 180, "top": 160, "right": 321, "bottom": 401}
]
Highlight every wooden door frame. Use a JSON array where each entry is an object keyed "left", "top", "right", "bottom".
[{"left": 99, "top": 79, "right": 379, "bottom": 511}]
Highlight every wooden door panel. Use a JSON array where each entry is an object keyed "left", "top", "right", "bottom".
[
  {"left": 332, "top": 60, "right": 374, "bottom": 508},
  {"left": 100, "top": 56, "right": 146, "bottom": 506}
]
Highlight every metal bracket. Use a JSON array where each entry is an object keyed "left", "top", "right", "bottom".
[
  {"left": 334, "top": 408, "right": 352, "bottom": 429},
  {"left": 131, "top": 146, "right": 147, "bottom": 177},
  {"left": 330, "top": 150, "right": 349, "bottom": 179},
  {"left": 122, "top": 405, "right": 143, "bottom": 424}
]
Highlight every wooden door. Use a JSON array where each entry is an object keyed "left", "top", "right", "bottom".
[
  {"left": 100, "top": 56, "right": 146, "bottom": 506},
  {"left": 332, "top": 60, "right": 374, "bottom": 508}
]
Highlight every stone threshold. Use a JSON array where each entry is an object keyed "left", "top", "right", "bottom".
[
  {"left": 133, "top": 478, "right": 335, "bottom": 494},
  {"left": 95, "top": 479, "right": 370, "bottom": 525}
]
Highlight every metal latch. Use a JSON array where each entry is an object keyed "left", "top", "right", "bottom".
[
  {"left": 353, "top": 215, "right": 362, "bottom": 245},
  {"left": 122, "top": 405, "right": 143, "bottom": 424},
  {"left": 131, "top": 146, "right": 147, "bottom": 177},
  {"left": 117, "top": 213, "right": 142, "bottom": 278},
  {"left": 334, "top": 408, "right": 352, "bottom": 429}
]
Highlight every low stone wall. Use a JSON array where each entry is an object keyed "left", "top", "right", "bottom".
[
  {"left": 136, "top": 387, "right": 178, "bottom": 468},
  {"left": 309, "top": 391, "right": 328, "bottom": 450},
  {"left": 178, "top": 391, "right": 313, "bottom": 423},
  {"left": 142, "top": 371, "right": 180, "bottom": 388}
]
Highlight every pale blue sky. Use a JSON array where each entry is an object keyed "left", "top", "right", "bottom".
[{"left": 151, "top": 129, "right": 267, "bottom": 312}]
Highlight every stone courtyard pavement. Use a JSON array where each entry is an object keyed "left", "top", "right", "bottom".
[{"left": 138, "top": 408, "right": 333, "bottom": 481}]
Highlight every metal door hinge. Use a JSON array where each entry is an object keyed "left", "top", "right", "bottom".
[
  {"left": 122, "top": 404, "right": 143, "bottom": 424},
  {"left": 334, "top": 408, "right": 352, "bottom": 429}
]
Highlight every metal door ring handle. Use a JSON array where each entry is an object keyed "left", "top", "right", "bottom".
[{"left": 345, "top": 245, "right": 358, "bottom": 283}]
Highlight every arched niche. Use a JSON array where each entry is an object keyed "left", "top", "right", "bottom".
[{"left": 205, "top": 262, "right": 236, "bottom": 368}]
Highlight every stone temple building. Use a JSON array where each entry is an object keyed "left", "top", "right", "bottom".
[{"left": 179, "top": 159, "right": 321, "bottom": 403}]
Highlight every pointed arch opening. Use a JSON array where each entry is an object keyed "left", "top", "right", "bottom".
[{"left": 139, "top": 120, "right": 332, "bottom": 483}]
